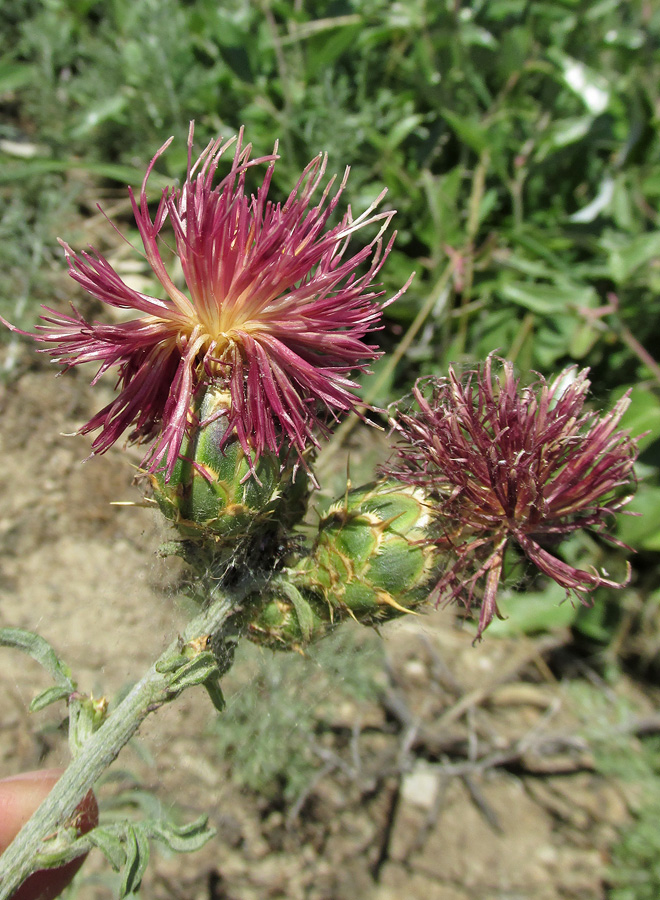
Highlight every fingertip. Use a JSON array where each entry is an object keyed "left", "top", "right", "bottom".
[
  {"left": 0, "top": 770, "right": 64, "bottom": 851},
  {"left": 0, "top": 770, "right": 98, "bottom": 900}
]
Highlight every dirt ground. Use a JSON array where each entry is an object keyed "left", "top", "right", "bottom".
[{"left": 0, "top": 366, "right": 654, "bottom": 900}]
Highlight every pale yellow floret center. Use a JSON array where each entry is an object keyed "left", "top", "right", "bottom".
[
  {"left": 173, "top": 306, "right": 267, "bottom": 371},
  {"left": 150, "top": 275, "right": 276, "bottom": 373}
]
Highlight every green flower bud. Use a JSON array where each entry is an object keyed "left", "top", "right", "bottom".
[
  {"left": 150, "top": 388, "right": 308, "bottom": 547},
  {"left": 294, "top": 480, "right": 437, "bottom": 625},
  {"left": 239, "top": 483, "right": 437, "bottom": 653},
  {"left": 243, "top": 582, "right": 334, "bottom": 651},
  {"left": 69, "top": 693, "right": 109, "bottom": 758}
]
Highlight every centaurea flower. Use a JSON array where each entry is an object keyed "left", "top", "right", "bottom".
[
  {"left": 383, "top": 357, "right": 638, "bottom": 637},
  {"left": 11, "top": 125, "right": 407, "bottom": 478}
]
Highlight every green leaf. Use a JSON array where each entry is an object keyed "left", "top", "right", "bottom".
[
  {"left": 536, "top": 116, "right": 594, "bottom": 162},
  {"left": 0, "top": 158, "right": 171, "bottom": 188},
  {"left": 568, "top": 321, "right": 600, "bottom": 359},
  {"left": 119, "top": 825, "right": 150, "bottom": 898},
  {"left": 603, "top": 232, "right": 660, "bottom": 284},
  {"left": 498, "top": 280, "right": 597, "bottom": 315},
  {"left": 533, "top": 315, "right": 586, "bottom": 367},
  {"left": 70, "top": 95, "right": 129, "bottom": 138},
  {"left": 441, "top": 109, "right": 488, "bottom": 154},
  {"left": 0, "top": 63, "right": 36, "bottom": 92},
  {"left": 34, "top": 827, "right": 89, "bottom": 869},
  {"left": 570, "top": 176, "right": 614, "bottom": 227},
  {"left": 155, "top": 652, "right": 189, "bottom": 675},
  {"left": 615, "top": 385, "right": 660, "bottom": 451},
  {"left": 476, "top": 188, "right": 499, "bottom": 228},
  {"left": 303, "top": 22, "right": 362, "bottom": 78},
  {"left": 550, "top": 50, "right": 611, "bottom": 114},
  {"left": 488, "top": 583, "right": 578, "bottom": 637},
  {"left": 616, "top": 486, "right": 660, "bottom": 552},
  {"left": 167, "top": 652, "right": 219, "bottom": 691},
  {"left": 500, "top": 253, "right": 557, "bottom": 280},
  {"left": 278, "top": 582, "right": 316, "bottom": 643},
  {"left": 0, "top": 628, "right": 75, "bottom": 693},
  {"left": 102, "top": 788, "right": 163, "bottom": 818},
  {"left": 88, "top": 828, "right": 127, "bottom": 871},
  {"left": 497, "top": 26, "right": 532, "bottom": 78},
  {"left": 381, "top": 113, "right": 426, "bottom": 152},
  {"left": 29, "top": 685, "right": 72, "bottom": 713},
  {"left": 460, "top": 22, "right": 497, "bottom": 49},
  {"left": 203, "top": 674, "right": 226, "bottom": 712},
  {"left": 418, "top": 166, "right": 464, "bottom": 247},
  {"left": 574, "top": 600, "right": 613, "bottom": 643},
  {"left": 151, "top": 815, "right": 216, "bottom": 853}
]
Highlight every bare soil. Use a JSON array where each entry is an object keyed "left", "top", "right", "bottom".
[{"left": 0, "top": 366, "right": 652, "bottom": 900}]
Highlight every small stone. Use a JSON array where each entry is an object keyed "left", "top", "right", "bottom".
[
  {"left": 403, "top": 659, "right": 427, "bottom": 681},
  {"left": 401, "top": 764, "right": 440, "bottom": 810}
]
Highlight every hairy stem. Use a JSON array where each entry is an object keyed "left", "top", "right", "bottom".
[{"left": 0, "top": 585, "right": 244, "bottom": 899}]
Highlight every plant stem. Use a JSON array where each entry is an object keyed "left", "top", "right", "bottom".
[{"left": 0, "top": 587, "right": 241, "bottom": 899}]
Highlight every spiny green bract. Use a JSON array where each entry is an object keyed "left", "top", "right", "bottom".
[
  {"left": 244, "top": 481, "right": 438, "bottom": 652},
  {"left": 305, "top": 481, "right": 437, "bottom": 623},
  {"left": 150, "top": 388, "right": 308, "bottom": 547},
  {"left": 243, "top": 588, "right": 334, "bottom": 652}
]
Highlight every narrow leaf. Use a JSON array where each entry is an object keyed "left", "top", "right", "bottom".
[
  {"left": 119, "top": 825, "right": 150, "bottom": 898},
  {"left": 151, "top": 815, "right": 216, "bottom": 853},
  {"left": 0, "top": 628, "right": 75, "bottom": 693},
  {"left": 498, "top": 280, "right": 596, "bottom": 315},
  {"left": 441, "top": 109, "right": 488, "bottom": 154},
  {"left": 0, "top": 63, "right": 37, "bottom": 92},
  {"left": 87, "top": 828, "right": 127, "bottom": 871},
  {"left": 29, "top": 685, "right": 71, "bottom": 713},
  {"left": 167, "top": 652, "right": 218, "bottom": 691},
  {"left": 278, "top": 583, "right": 315, "bottom": 643},
  {"left": 0, "top": 158, "right": 170, "bottom": 187},
  {"left": 203, "top": 674, "right": 226, "bottom": 713}
]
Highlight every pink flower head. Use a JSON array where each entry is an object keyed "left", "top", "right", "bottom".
[
  {"left": 16, "top": 125, "right": 408, "bottom": 478},
  {"left": 383, "top": 357, "right": 638, "bottom": 638}
]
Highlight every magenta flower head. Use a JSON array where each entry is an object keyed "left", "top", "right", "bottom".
[
  {"left": 383, "top": 356, "right": 638, "bottom": 638},
  {"left": 11, "top": 125, "right": 408, "bottom": 479}
]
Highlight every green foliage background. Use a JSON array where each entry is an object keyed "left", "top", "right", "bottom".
[
  {"left": 2, "top": 1, "right": 660, "bottom": 892},
  {"left": 3, "top": 0, "right": 660, "bottom": 642}
]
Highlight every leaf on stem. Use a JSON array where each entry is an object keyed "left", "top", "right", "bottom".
[
  {"left": 119, "top": 824, "right": 150, "bottom": 898},
  {"left": 167, "top": 651, "right": 220, "bottom": 692},
  {"left": 0, "top": 628, "right": 76, "bottom": 707},
  {"left": 151, "top": 815, "right": 216, "bottom": 853},
  {"left": 29, "top": 685, "right": 73, "bottom": 712},
  {"left": 87, "top": 828, "right": 127, "bottom": 871}
]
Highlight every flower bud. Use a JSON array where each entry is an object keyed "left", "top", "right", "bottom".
[
  {"left": 244, "top": 585, "right": 334, "bottom": 651},
  {"left": 294, "top": 480, "right": 437, "bottom": 625},
  {"left": 151, "top": 387, "right": 308, "bottom": 548},
  {"left": 68, "top": 693, "right": 109, "bottom": 758}
]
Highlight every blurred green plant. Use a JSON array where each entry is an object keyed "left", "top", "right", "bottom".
[
  {"left": 1, "top": 0, "right": 658, "bottom": 669},
  {"left": 1, "top": 0, "right": 657, "bottom": 665},
  {"left": 569, "top": 683, "right": 660, "bottom": 900},
  {"left": 215, "top": 628, "right": 383, "bottom": 801},
  {"left": 2, "top": 0, "right": 659, "bottom": 381}
]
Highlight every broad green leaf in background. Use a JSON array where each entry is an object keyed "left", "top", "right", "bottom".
[
  {"left": 498, "top": 279, "right": 598, "bottom": 316},
  {"left": 616, "top": 385, "right": 660, "bottom": 452},
  {"left": 617, "top": 486, "right": 660, "bottom": 553},
  {"left": 601, "top": 232, "right": 660, "bottom": 285},
  {"left": 488, "top": 582, "right": 579, "bottom": 638},
  {"left": 441, "top": 109, "right": 489, "bottom": 155}
]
